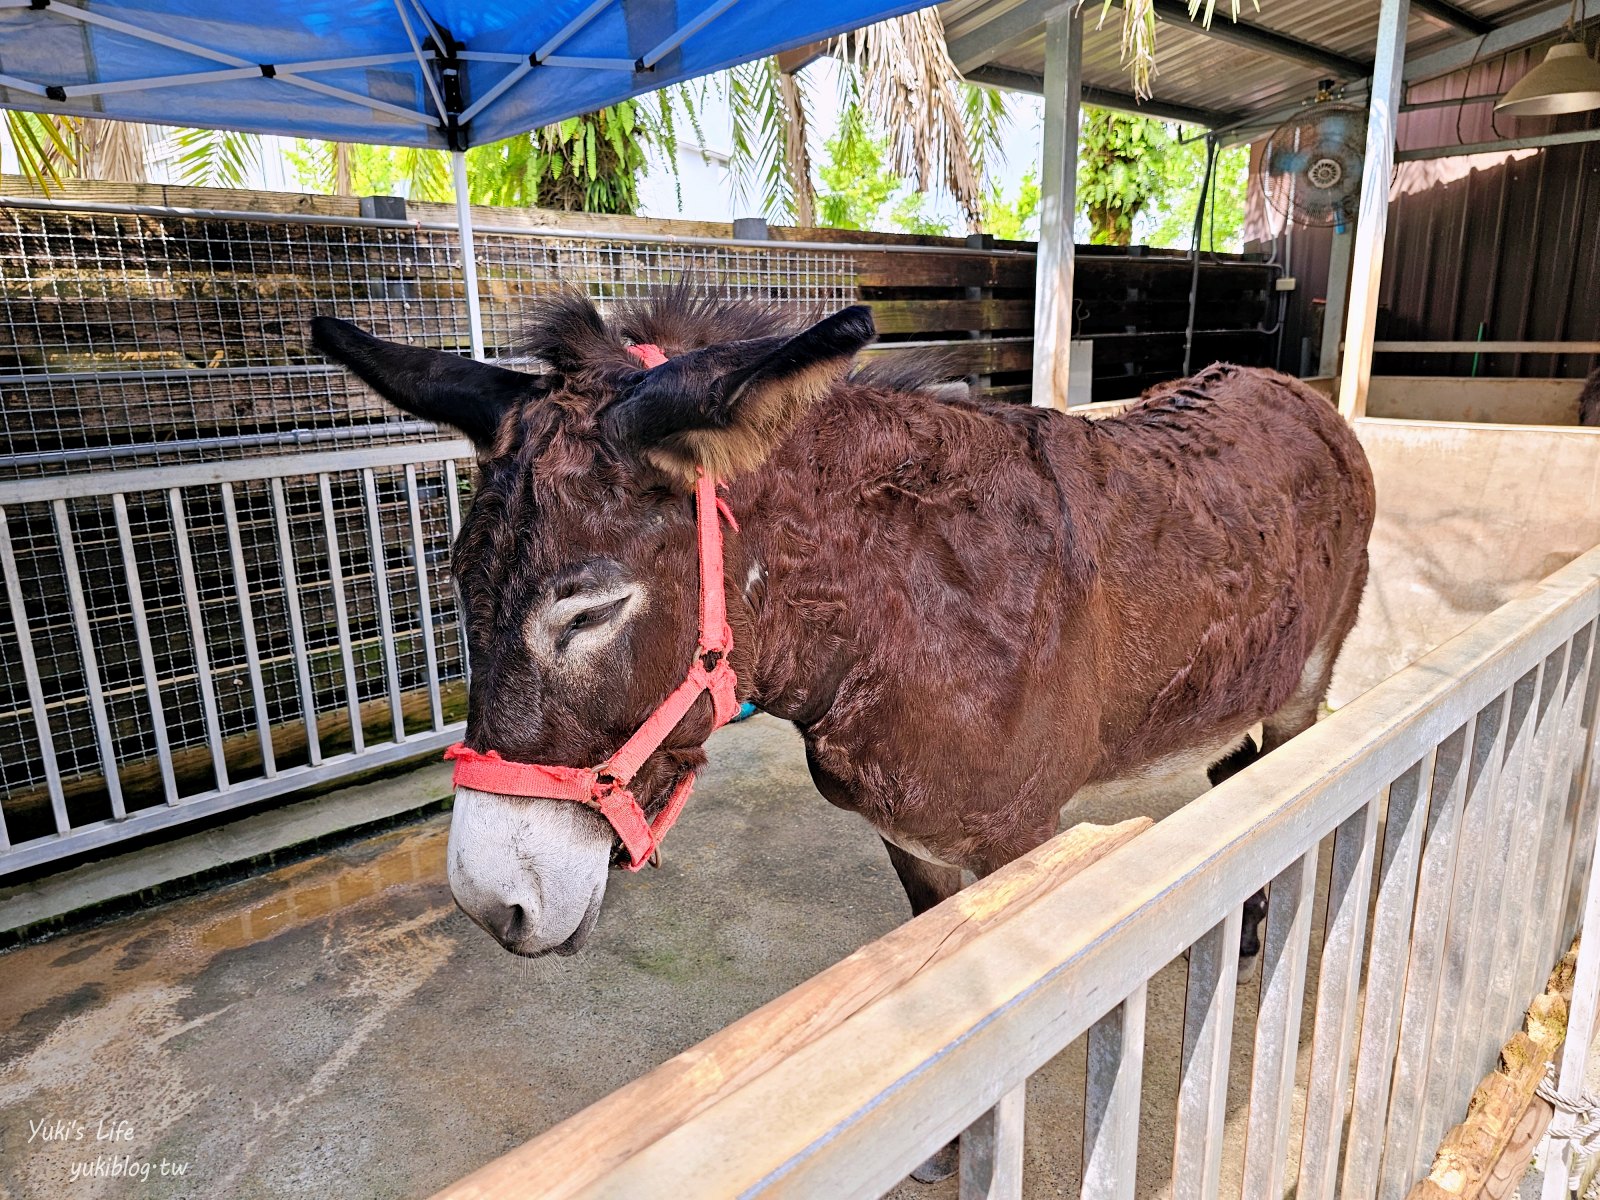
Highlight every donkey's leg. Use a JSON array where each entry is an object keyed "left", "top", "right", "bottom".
[
  {"left": 881, "top": 837, "right": 965, "bottom": 917},
  {"left": 1208, "top": 735, "right": 1270, "bottom": 978},
  {"left": 881, "top": 837, "right": 965, "bottom": 1183}
]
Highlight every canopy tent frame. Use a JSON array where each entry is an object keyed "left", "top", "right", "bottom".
[
  {"left": 0, "top": 0, "right": 927, "bottom": 150},
  {"left": 5, "top": 0, "right": 442, "bottom": 127}
]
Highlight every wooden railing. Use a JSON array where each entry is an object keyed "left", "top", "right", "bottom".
[{"left": 433, "top": 544, "right": 1600, "bottom": 1200}]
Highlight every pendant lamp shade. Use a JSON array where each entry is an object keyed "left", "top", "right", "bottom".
[{"left": 1495, "top": 41, "right": 1600, "bottom": 117}]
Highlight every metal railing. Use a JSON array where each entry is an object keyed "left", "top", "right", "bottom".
[
  {"left": 437, "top": 543, "right": 1600, "bottom": 1200},
  {"left": 0, "top": 439, "right": 473, "bottom": 872},
  {"left": 0, "top": 194, "right": 860, "bottom": 872}
]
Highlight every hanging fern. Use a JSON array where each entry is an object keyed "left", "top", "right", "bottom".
[{"left": 1089, "top": 0, "right": 1251, "bottom": 99}]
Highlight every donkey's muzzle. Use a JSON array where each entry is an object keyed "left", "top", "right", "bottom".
[{"left": 447, "top": 787, "right": 612, "bottom": 957}]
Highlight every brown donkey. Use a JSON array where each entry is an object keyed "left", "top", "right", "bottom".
[{"left": 313, "top": 287, "right": 1375, "bottom": 970}]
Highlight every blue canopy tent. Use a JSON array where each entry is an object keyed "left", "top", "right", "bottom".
[
  {"left": 0, "top": 0, "right": 927, "bottom": 353},
  {"left": 0, "top": 0, "right": 926, "bottom": 147}
]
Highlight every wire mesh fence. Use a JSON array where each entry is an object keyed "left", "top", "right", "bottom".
[{"left": 0, "top": 197, "right": 856, "bottom": 872}]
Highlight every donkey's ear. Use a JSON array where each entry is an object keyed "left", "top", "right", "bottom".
[
  {"left": 312, "top": 317, "right": 543, "bottom": 446},
  {"left": 604, "top": 305, "right": 876, "bottom": 485}
]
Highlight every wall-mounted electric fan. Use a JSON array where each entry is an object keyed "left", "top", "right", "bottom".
[{"left": 1259, "top": 103, "right": 1366, "bottom": 228}]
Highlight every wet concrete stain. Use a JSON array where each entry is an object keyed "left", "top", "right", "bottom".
[{"left": 0, "top": 719, "right": 919, "bottom": 1199}]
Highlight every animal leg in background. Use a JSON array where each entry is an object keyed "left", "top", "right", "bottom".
[
  {"left": 881, "top": 836, "right": 965, "bottom": 1185},
  {"left": 881, "top": 837, "right": 964, "bottom": 916},
  {"left": 1579, "top": 366, "right": 1600, "bottom": 427},
  {"left": 1208, "top": 737, "right": 1269, "bottom": 976}
]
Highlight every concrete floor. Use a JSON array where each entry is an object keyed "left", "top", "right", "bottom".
[{"left": 0, "top": 715, "right": 1321, "bottom": 1200}]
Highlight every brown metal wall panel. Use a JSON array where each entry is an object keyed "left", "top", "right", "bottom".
[{"left": 1257, "top": 45, "right": 1600, "bottom": 382}]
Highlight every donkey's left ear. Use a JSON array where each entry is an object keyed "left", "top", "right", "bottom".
[{"left": 604, "top": 305, "right": 876, "bottom": 485}]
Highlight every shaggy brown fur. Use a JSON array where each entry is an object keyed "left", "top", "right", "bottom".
[
  {"left": 1580, "top": 366, "right": 1600, "bottom": 427},
  {"left": 315, "top": 287, "right": 1376, "bottom": 916}
]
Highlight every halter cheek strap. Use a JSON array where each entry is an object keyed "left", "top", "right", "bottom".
[{"left": 444, "top": 343, "right": 741, "bottom": 871}]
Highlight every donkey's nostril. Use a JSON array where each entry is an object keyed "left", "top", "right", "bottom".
[{"left": 484, "top": 902, "right": 528, "bottom": 946}]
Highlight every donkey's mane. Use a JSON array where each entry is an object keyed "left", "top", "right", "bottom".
[
  {"left": 516, "top": 281, "right": 809, "bottom": 377},
  {"left": 514, "top": 280, "right": 950, "bottom": 395}
]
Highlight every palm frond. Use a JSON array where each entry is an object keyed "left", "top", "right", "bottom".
[
  {"left": 837, "top": 9, "right": 984, "bottom": 227},
  {"left": 962, "top": 83, "right": 1010, "bottom": 185},
  {"left": 4, "top": 111, "right": 78, "bottom": 195},
  {"left": 79, "top": 119, "right": 148, "bottom": 182},
  {"left": 172, "top": 126, "right": 260, "bottom": 188},
  {"left": 727, "top": 55, "right": 802, "bottom": 223},
  {"left": 778, "top": 68, "right": 817, "bottom": 227}
]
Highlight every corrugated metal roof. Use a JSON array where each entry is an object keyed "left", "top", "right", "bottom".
[{"left": 943, "top": 0, "right": 1572, "bottom": 125}]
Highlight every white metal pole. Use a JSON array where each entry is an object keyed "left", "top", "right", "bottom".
[
  {"left": 1337, "top": 0, "right": 1410, "bottom": 419},
  {"left": 453, "top": 149, "right": 486, "bottom": 361},
  {"left": 1031, "top": 9, "right": 1082, "bottom": 411},
  {"left": 1319, "top": 226, "right": 1354, "bottom": 378}
]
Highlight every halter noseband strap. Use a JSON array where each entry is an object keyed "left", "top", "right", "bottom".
[{"left": 443, "top": 343, "right": 741, "bottom": 871}]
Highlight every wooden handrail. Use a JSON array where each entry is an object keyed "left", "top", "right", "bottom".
[{"left": 429, "top": 817, "right": 1151, "bottom": 1200}]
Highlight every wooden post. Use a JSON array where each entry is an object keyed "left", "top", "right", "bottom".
[
  {"left": 1031, "top": 9, "right": 1082, "bottom": 411},
  {"left": 1337, "top": 0, "right": 1410, "bottom": 419}
]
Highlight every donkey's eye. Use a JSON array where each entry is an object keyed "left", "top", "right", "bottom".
[
  {"left": 564, "top": 598, "right": 625, "bottom": 636},
  {"left": 539, "top": 585, "right": 641, "bottom": 659}
]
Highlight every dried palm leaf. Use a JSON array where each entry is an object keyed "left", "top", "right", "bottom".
[
  {"left": 837, "top": 8, "right": 984, "bottom": 226},
  {"left": 1085, "top": 0, "right": 1250, "bottom": 100},
  {"left": 79, "top": 119, "right": 148, "bottom": 183},
  {"left": 778, "top": 69, "right": 816, "bottom": 227}
]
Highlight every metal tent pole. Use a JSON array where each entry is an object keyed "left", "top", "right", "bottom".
[
  {"left": 1031, "top": 8, "right": 1082, "bottom": 411},
  {"left": 453, "top": 150, "right": 486, "bottom": 361},
  {"left": 1337, "top": 0, "right": 1410, "bottom": 419}
]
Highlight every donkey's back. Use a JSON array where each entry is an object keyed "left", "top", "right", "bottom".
[{"left": 1047, "top": 363, "right": 1375, "bottom": 786}]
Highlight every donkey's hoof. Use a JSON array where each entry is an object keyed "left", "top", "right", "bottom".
[
  {"left": 911, "top": 1142, "right": 959, "bottom": 1183},
  {"left": 1237, "top": 950, "right": 1261, "bottom": 985}
]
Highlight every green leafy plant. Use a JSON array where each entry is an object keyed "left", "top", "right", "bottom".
[
  {"left": 982, "top": 168, "right": 1041, "bottom": 241},
  {"left": 1077, "top": 108, "right": 1172, "bottom": 245},
  {"left": 1143, "top": 136, "right": 1250, "bottom": 251},
  {"left": 283, "top": 89, "right": 695, "bottom": 215},
  {"left": 815, "top": 105, "right": 955, "bottom": 236}
]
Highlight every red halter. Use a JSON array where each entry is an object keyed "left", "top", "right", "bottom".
[{"left": 443, "top": 344, "right": 741, "bottom": 871}]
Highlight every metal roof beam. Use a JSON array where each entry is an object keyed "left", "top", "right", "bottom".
[
  {"left": 1080, "top": 83, "right": 1242, "bottom": 128},
  {"left": 948, "top": 0, "right": 1074, "bottom": 74},
  {"left": 965, "top": 64, "right": 1241, "bottom": 128},
  {"left": 1147, "top": 0, "right": 1370, "bottom": 77},
  {"left": 1409, "top": 0, "right": 1495, "bottom": 37},
  {"left": 1404, "top": 2, "right": 1591, "bottom": 83}
]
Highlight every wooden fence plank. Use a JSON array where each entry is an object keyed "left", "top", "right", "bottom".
[
  {"left": 1083, "top": 984, "right": 1147, "bottom": 1200},
  {"left": 1298, "top": 797, "right": 1381, "bottom": 1200},
  {"left": 1241, "top": 850, "right": 1319, "bottom": 1199},
  {"left": 1343, "top": 753, "right": 1435, "bottom": 1198},
  {"left": 1172, "top": 907, "right": 1242, "bottom": 1200},
  {"left": 958, "top": 1081, "right": 1026, "bottom": 1200},
  {"left": 1379, "top": 722, "right": 1475, "bottom": 1197}
]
